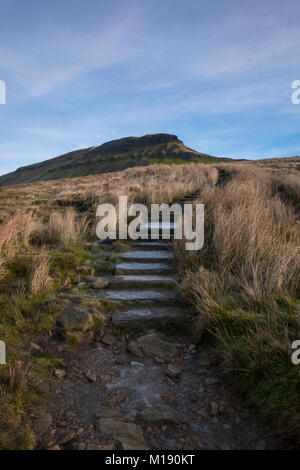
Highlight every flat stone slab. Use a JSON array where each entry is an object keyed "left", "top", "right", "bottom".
[
  {"left": 121, "top": 250, "right": 173, "bottom": 261},
  {"left": 116, "top": 262, "right": 174, "bottom": 275},
  {"left": 127, "top": 332, "right": 179, "bottom": 362},
  {"left": 95, "top": 418, "right": 148, "bottom": 450},
  {"left": 130, "top": 241, "right": 172, "bottom": 250},
  {"left": 111, "top": 306, "right": 182, "bottom": 327},
  {"left": 110, "top": 275, "right": 177, "bottom": 289},
  {"left": 138, "top": 403, "right": 188, "bottom": 425},
  {"left": 106, "top": 289, "right": 177, "bottom": 305}
]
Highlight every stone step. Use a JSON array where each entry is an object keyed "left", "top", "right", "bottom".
[
  {"left": 130, "top": 241, "right": 172, "bottom": 251},
  {"left": 105, "top": 289, "right": 177, "bottom": 305},
  {"left": 116, "top": 262, "right": 174, "bottom": 275},
  {"left": 111, "top": 306, "right": 182, "bottom": 327},
  {"left": 121, "top": 250, "right": 174, "bottom": 263},
  {"left": 110, "top": 274, "right": 177, "bottom": 289}
]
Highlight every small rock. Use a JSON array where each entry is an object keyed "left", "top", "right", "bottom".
[
  {"left": 55, "top": 430, "right": 76, "bottom": 445},
  {"left": 166, "top": 364, "right": 181, "bottom": 380},
  {"left": 48, "top": 445, "right": 60, "bottom": 451},
  {"left": 198, "top": 408, "right": 208, "bottom": 419},
  {"left": 93, "top": 277, "right": 109, "bottom": 289},
  {"left": 103, "top": 393, "right": 126, "bottom": 407},
  {"left": 85, "top": 371, "right": 97, "bottom": 383},
  {"left": 101, "top": 334, "right": 116, "bottom": 346},
  {"left": 54, "top": 369, "right": 66, "bottom": 380},
  {"left": 34, "top": 411, "right": 53, "bottom": 435},
  {"left": 30, "top": 342, "right": 41, "bottom": 352}
]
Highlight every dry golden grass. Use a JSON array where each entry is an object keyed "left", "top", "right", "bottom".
[
  {"left": 174, "top": 164, "right": 300, "bottom": 438},
  {"left": 0, "top": 159, "right": 299, "bottom": 442},
  {"left": 48, "top": 208, "right": 88, "bottom": 249},
  {"left": 30, "top": 247, "right": 50, "bottom": 296}
]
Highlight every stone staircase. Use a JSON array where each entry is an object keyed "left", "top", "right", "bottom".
[{"left": 102, "top": 192, "right": 201, "bottom": 328}]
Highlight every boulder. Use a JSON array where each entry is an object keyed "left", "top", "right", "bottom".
[
  {"left": 95, "top": 418, "right": 148, "bottom": 450},
  {"left": 127, "top": 332, "right": 178, "bottom": 363},
  {"left": 58, "top": 306, "right": 93, "bottom": 332}
]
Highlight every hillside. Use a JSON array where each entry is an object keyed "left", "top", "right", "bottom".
[{"left": 0, "top": 133, "right": 228, "bottom": 187}]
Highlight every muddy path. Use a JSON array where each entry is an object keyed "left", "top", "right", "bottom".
[{"left": 32, "top": 193, "right": 289, "bottom": 450}]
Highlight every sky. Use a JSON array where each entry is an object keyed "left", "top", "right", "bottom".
[{"left": 0, "top": 0, "right": 300, "bottom": 176}]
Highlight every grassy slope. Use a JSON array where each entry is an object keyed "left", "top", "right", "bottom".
[{"left": 0, "top": 134, "right": 226, "bottom": 187}]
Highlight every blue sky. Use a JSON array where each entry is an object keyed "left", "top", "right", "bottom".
[{"left": 0, "top": 0, "right": 300, "bottom": 176}]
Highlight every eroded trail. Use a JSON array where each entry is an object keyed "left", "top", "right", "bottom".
[{"left": 39, "top": 194, "right": 284, "bottom": 450}]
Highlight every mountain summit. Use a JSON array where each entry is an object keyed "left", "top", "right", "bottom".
[{"left": 0, "top": 133, "right": 226, "bottom": 187}]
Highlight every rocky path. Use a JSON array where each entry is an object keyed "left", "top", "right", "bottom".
[{"left": 36, "top": 193, "right": 285, "bottom": 450}]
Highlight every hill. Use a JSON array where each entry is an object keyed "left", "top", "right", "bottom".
[{"left": 0, "top": 133, "right": 229, "bottom": 187}]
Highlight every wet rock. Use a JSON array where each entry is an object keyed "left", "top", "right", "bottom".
[
  {"left": 54, "top": 368, "right": 66, "bottom": 379},
  {"left": 127, "top": 333, "right": 178, "bottom": 363},
  {"left": 138, "top": 403, "right": 187, "bottom": 425},
  {"left": 166, "top": 364, "right": 181, "bottom": 380},
  {"left": 95, "top": 418, "right": 148, "bottom": 450},
  {"left": 93, "top": 277, "right": 109, "bottom": 289},
  {"left": 58, "top": 306, "right": 93, "bottom": 332},
  {"left": 103, "top": 393, "right": 127, "bottom": 407}
]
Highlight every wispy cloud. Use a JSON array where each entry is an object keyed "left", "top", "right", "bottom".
[{"left": 0, "top": 0, "right": 300, "bottom": 175}]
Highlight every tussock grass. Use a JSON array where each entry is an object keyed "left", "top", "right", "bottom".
[
  {"left": 175, "top": 165, "right": 300, "bottom": 439},
  {"left": 0, "top": 159, "right": 298, "bottom": 446},
  {"left": 48, "top": 208, "right": 88, "bottom": 249},
  {"left": 30, "top": 247, "right": 50, "bottom": 296}
]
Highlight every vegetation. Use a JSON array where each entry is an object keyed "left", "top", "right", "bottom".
[
  {"left": 174, "top": 165, "right": 300, "bottom": 440},
  {"left": 0, "top": 156, "right": 299, "bottom": 447}
]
